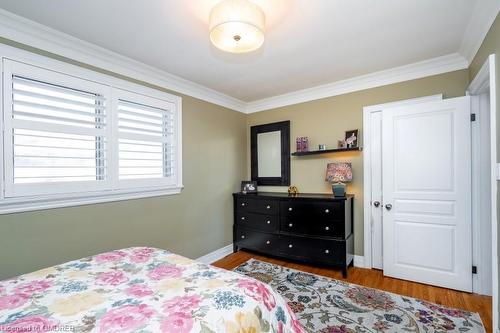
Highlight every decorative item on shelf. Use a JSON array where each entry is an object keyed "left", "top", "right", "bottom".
[
  {"left": 241, "top": 181, "right": 258, "bottom": 194},
  {"left": 337, "top": 139, "right": 347, "bottom": 148},
  {"left": 288, "top": 186, "right": 299, "bottom": 196},
  {"left": 325, "top": 162, "right": 353, "bottom": 197},
  {"left": 345, "top": 129, "right": 359, "bottom": 148},
  {"left": 318, "top": 144, "right": 326, "bottom": 151},
  {"left": 296, "top": 137, "right": 309, "bottom": 152}
]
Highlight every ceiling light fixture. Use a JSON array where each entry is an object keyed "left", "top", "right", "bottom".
[{"left": 209, "top": 0, "right": 266, "bottom": 53}]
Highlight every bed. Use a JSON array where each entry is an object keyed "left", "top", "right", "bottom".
[{"left": 0, "top": 247, "right": 304, "bottom": 333}]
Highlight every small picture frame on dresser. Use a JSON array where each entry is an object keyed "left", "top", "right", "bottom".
[{"left": 241, "top": 181, "right": 258, "bottom": 194}]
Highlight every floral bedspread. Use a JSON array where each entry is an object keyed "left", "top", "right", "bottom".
[{"left": 0, "top": 247, "right": 304, "bottom": 333}]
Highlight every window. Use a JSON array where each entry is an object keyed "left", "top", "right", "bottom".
[
  {"left": 115, "top": 89, "right": 176, "bottom": 186},
  {"left": 1, "top": 59, "right": 182, "bottom": 213}
]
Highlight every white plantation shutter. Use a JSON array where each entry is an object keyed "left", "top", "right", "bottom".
[
  {"left": 3, "top": 60, "right": 111, "bottom": 197},
  {"left": 115, "top": 89, "right": 177, "bottom": 188},
  {"left": 0, "top": 57, "right": 182, "bottom": 212}
]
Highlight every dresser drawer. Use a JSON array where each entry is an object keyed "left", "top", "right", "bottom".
[
  {"left": 279, "top": 236, "right": 344, "bottom": 264},
  {"left": 236, "top": 197, "right": 278, "bottom": 215},
  {"left": 237, "top": 212, "right": 278, "bottom": 232},
  {"left": 280, "top": 200, "right": 343, "bottom": 220},
  {"left": 281, "top": 217, "right": 344, "bottom": 238},
  {"left": 235, "top": 228, "right": 279, "bottom": 254}
]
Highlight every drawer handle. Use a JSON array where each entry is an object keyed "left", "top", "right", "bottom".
[
  {"left": 241, "top": 235, "right": 245, "bottom": 239},
  {"left": 241, "top": 203, "right": 246, "bottom": 207},
  {"left": 266, "top": 220, "right": 271, "bottom": 224},
  {"left": 288, "top": 207, "right": 293, "bottom": 211},
  {"left": 325, "top": 209, "right": 330, "bottom": 213},
  {"left": 241, "top": 217, "right": 245, "bottom": 221},
  {"left": 325, "top": 226, "right": 330, "bottom": 231},
  {"left": 266, "top": 205, "right": 271, "bottom": 209},
  {"left": 288, "top": 223, "right": 293, "bottom": 227},
  {"left": 325, "top": 249, "right": 330, "bottom": 254},
  {"left": 288, "top": 244, "right": 293, "bottom": 248},
  {"left": 266, "top": 240, "right": 271, "bottom": 244}
]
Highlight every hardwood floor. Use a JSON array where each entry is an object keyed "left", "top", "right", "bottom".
[{"left": 213, "top": 250, "right": 493, "bottom": 333}]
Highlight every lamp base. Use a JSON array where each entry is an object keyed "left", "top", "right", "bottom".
[{"left": 331, "top": 183, "right": 346, "bottom": 197}]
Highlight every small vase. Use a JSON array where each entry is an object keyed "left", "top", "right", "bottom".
[{"left": 331, "top": 183, "right": 346, "bottom": 197}]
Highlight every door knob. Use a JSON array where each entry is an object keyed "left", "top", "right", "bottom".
[
  {"left": 385, "top": 204, "right": 393, "bottom": 211},
  {"left": 373, "top": 201, "right": 380, "bottom": 207}
]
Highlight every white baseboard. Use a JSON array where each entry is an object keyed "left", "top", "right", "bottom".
[
  {"left": 354, "top": 255, "right": 365, "bottom": 268},
  {"left": 196, "top": 243, "right": 234, "bottom": 264},
  {"left": 197, "top": 245, "right": 367, "bottom": 269}
]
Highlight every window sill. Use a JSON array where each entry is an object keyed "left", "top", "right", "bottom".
[{"left": 0, "top": 186, "right": 184, "bottom": 214}]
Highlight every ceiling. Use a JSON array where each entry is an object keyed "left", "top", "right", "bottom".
[{"left": 0, "top": 0, "right": 493, "bottom": 104}]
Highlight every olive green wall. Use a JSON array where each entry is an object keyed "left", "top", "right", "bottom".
[
  {"left": 247, "top": 69, "right": 470, "bottom": 256},
  {"left": 469, "top": 14, "right": 499, "bottom": 81},
  {"left": 0, "top": 39, "right": 247, "bottom": 280},
  {"left": 469, "top": 13, "right": 499, "bottom": 160},
  {"left": 469, "top": 13, "right": 500, "bottom": 332}
]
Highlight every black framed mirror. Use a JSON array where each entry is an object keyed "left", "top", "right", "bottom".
[{"left": 251, "top": 120, "right": 290, "bottom": 186}]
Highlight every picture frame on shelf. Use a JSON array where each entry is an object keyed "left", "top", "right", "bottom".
[{"left": 345, "top": 129, "right": 359, "bottom": 148}]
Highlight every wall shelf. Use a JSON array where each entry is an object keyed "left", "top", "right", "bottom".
[{"left": 292, "top": 146, "right": 362, "bottom": 156}]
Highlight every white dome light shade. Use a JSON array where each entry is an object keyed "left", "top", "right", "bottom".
[{"left": 209, "top": 0, "right": 266, "bottom": 53}]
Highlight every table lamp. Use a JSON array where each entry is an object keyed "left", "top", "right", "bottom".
[{"left": 325, "top": 162, "right": 352, "bottom": 197}]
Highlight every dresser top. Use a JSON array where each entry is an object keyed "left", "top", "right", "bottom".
[{"left": 233, "top": 192, "right": 353, "bottom": 201}]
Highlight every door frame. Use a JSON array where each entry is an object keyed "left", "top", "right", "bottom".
[
  {"left": 363, "top": 91, "right": 493, "bottom": 294},
  {"left": 362, "top": 94, "right": 442, "bottom": 270},
  {"left": 467, "top": 54, "right": 497, "bottom": 329}
]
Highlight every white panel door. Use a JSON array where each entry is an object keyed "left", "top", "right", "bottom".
[
  {"left": 382, "top": 96, "right": 472, "bottom": 292},
  {"left": 370, "top": 111, "right": 384, "bottom": 269}
]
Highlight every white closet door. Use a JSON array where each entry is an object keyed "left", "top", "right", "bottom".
[{"left": 382, "top": 96, "right": 472, "bottom": 292}]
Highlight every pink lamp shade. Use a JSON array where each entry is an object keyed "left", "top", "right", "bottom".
[{"left": 325, "top": 162, "right": 353, "bottom": 183}]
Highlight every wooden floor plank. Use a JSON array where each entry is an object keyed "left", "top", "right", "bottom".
[{"left": 213, "top": 250, "right": 492, "bottom": 333}]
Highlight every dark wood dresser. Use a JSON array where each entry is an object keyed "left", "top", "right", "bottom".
[{"left": 233, "top": 192, "right": 354, "bottom": 277}]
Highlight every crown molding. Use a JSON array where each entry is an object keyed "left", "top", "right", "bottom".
[
  {"left": 459, "top": 0, "right": 500, "bottom": 64},
  {"left": 244, "top": 53, "right": 469, "bottom": 113},
  {"left": 0, "top": 8, "right": 477, "bottom": 115},
  {"left": 0, "top": 9, "right": 247, "bottom": 113}
]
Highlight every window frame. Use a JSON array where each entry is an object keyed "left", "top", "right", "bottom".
[{"left": 0, "top": 49, "right": 183, "bottom": 214}]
